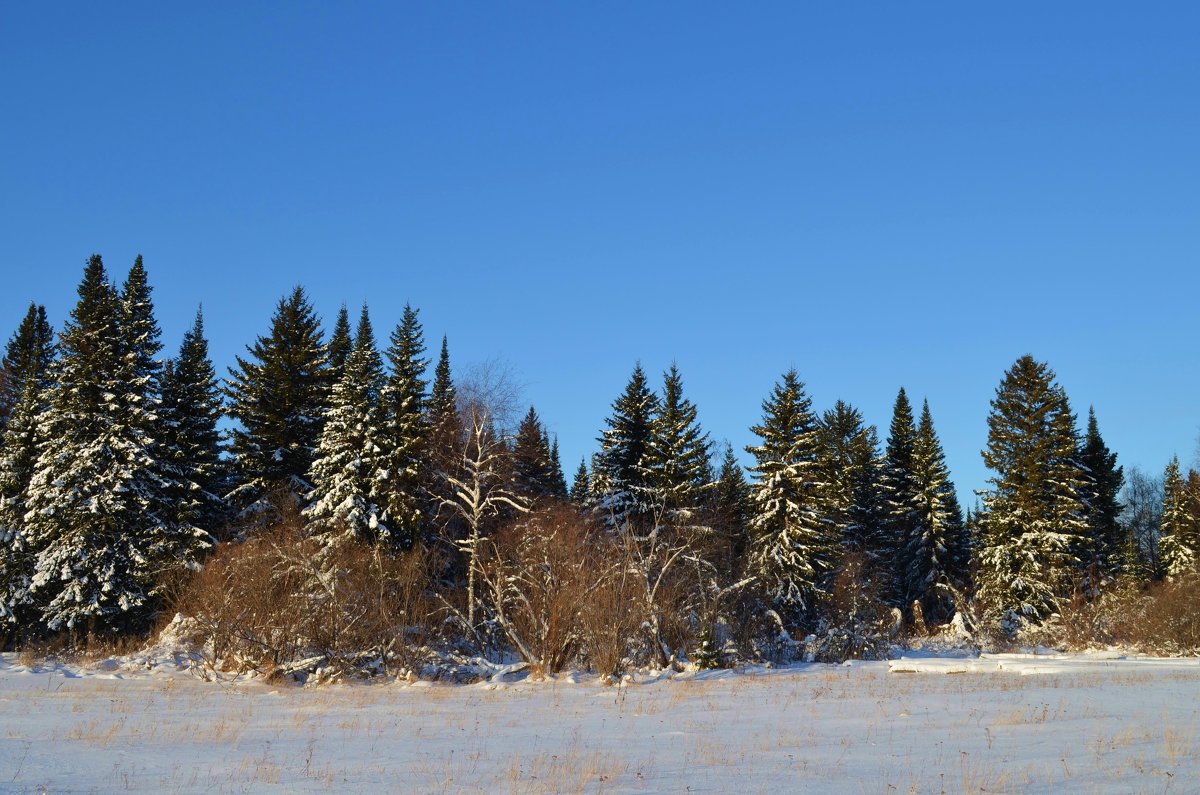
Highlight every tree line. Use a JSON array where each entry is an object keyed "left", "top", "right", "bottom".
[{"left": 0, "top": 255, "right": 1197, "bottom": 662}]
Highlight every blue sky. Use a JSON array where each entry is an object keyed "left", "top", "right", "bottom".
[{"left": 2, "top": 3, "right": 1198, "bottom": 499}]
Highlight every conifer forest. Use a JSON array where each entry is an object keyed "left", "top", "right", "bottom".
[
  {"left": 6, "top": 5, "right": 1200, "bottom": 792},
  {"left": 2, "top": 256, "right": 1197, "bottom": 675}
]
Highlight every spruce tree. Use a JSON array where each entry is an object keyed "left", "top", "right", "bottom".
[
  {"left": 878, "top": 388, "right": 920, "bottom": 607},
  {"left": 548, "top": 437, "right": 568, "bottom": 498},
  {"left": 23, "top": 256, "right": 157, "bottom": 631},
  {"left": 817, "top": 400, "right": 883, "bottom": 559},
  {"left": 226, "top": 286, "right": 331, "bottom": 525},
  {"left": 424, "top": 335, "right": 464, "bottom": 541},
  {"left": 570, "top": 458, "right": 590, "bottom": 504},
  {"left": 587, "top": 451, "right": 609, "bottom": 508},
  {"left": 1045, "top": 388, "right": 1090, "bottom": 582},
  {"left": 0, "top": 304, "right": 57, "bottom": 626},
  {"left": 905, "top": 400, "right": 968, "bottom": 624},
  {"left": 1160, "top": 457, "right": 1196, "bottom": 577},
  {"left": 711, "top": 443, "right": 752, "bottom": 569},
  {"left": 115, "top": 256, "right": 199, "bottom": 590},
  {"left": 306, "top": 306, "right": 390, "bottom": 544},
  {"left": 644, "top": 364, "right": 712, "bottom": 523},
  {"left": 380, "top": 304, "right": 428, "bottom": 548},
  {"left": 595, "top": 363, "right": 659, "bottom": 529},
  {"left": 976, "top": 356, "right": 1088, "bottom": 629},
  {"left": 1077, "top": 407, "right": 1126, "bottom": 583},
  {"left": 512, "top": 406, "right": 556, "bottom": 500},
  {"left": 159, "top": 309, "right": 226, "bottom": 546},
  {"left": 745, "top": 370, "right": 833, "bottom": 617},
  {"left": 0, "top": 376, "right": 48, "bottom": 626},
  {"left": 428, "top": 335, "right": 457, "bottom": 431},
  {"left": 327, "top": 304, "right": 353, "bottom": 382},
  {"left": 0, "top": 303, "right": 55, "bottom": 432}
]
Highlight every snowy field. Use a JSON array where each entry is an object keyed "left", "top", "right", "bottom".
[{"left": 1, "top": 652, "right": 1198, "bottom": 794}]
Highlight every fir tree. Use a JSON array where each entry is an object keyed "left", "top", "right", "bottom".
[
  {"left": 0, "top": 376, "right": 48, "bottom": 626},
  {"left": 428, "top": 336, "right": 457, "bottom": 430},
  {"left": 878, "top": 388, "right": 920, "bottom": 607},
  {"left": 587, "top": 451, "right": 609, "bottom": 508},
  {"left": 548, "top": 437, "right": 568, "bottom": 498},
  {"left": 745, "top": 370, "right": 833, "bottom": 618},
  {"left": 512, "top": 406, "right": 556, "bottom": 500},
  {"left": 23, "top": 256, "right": 157, "bottom": 631},
  {"left": 905, "top": 400, "right": 968, "bottom": 624},
  {"left": 644, "top": 364, "right": 712, "bottom": 523},
  {"left": 327, "top": 304, "right": 353, "bottom": 382},
  {"left": 424, "top": 335, "right": 464, "bottom": 541},
  {"left": 114, "top": 256, "right": 199, "bottom": 590},
  {"left": 1045, "top": 388, "right": 1090, "bottom": 582},
  {"left": 306, "top": 306, "right": 390, "bottom": 544},
  {"left": 816, "top": 400, "right": 883, "bottom": 559},
  {"left": 1160, "top": 457, "right": 1196, "bottom": 577},
  {"left": 159, "top": 309, "right": 226, "bottom": 546},
  {"left": 0, "top": 303, "right": 55, "bottom": 432},
  {"left": 976, "top": 356, "right": 1088, "bottom": 629},
  {"left": 225, "top": 286, "right": 331, "bottom": 525},
  {"left": 570, "top": 458, "right": 590, "bottom": 504},
  {"left": 595, "top": 363, "right": 659, "bottom": 529},
  {"left": 381, "top": 304, "right": 428, "bottom": 548},
  {"left": 1077, "top": 407, "right": 1126, "bottom": 583},
  {"left": 0, "top": 305, "right": 57, "bottom": 627},
  {"left": 711, "top": 443, "right": 752, "bottom": 569}
]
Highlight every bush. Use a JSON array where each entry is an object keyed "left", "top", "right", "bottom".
[
  {"left": 178, "top": 519, "right": 433, "bottom": 681},
  {"left": 806, "top": 555, "right": 896, "bottom": 662},
  {"left": 1032, "top": 574, "right": 1200, "bottom": 655},
  {"left": 477, "top": 505, "right": 613, "bottom": 678}
]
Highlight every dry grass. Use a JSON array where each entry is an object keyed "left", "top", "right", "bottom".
[{"left": 2, "top": 658, "right": 1197, "bottom": 793}]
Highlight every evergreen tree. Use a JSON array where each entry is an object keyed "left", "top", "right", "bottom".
[
  {"left": 226, "top": 286, "right": 331, "bottom": 525},
  {"left": 587, "top": 451, "right": 609, "bottom": 508},
  {"left": 0, "top": 376, "right": 48, "bottom": 626},
  {"left": 1077, "top": 407, "right": 1126, "bottom": 583},
  {"left": 595, "top": 363, "right": 659, "bottom": 529},
  {"left": 428, "top": 336, "right": 457, "bottom": 430},
  {"left": 711, "top": 443, "right": 752, "bottom": 568},
  {"left": 23, "top": 256, "right": 159, "bottom": 631},
  {"left": 115, "top": 257, "right": 201, "bottom": 589},
  {"left": 1045, "top": 388, "right": 1090, "bottom": 580},
  {"left": 976, "top": 356, "right": 1088, "bottom": 629},
  {"left": 0, "top": 303, "right": 55, "bottom": 432},
  {"left": 0, "top": 305, "right": 57, "bottom": 626},
  {"left": 380, "top": 304, "right": 428, "bottom": 548},
  {"left": 512, "top": 406, "right": 556, "bottom": 500},
  {"left": 327, "top": 304, "right": 353, "bottom": 382},
  {"left": 570, "top": 458, "right": 590, "bottom": 504},
  {"left": 548, "top": 437, "right": 568, "bottom": 498},
  {"left": 816, "top": 400, "right": 883, "bottom": 558},
  {"left": 644, "top": 364, "right": 712, "bottom": 523},
  {"left": 1160, "top": 457, "right": 1196, "bottom": 577},
  {"left": 745, "top": 370, "right": 833, "bottom": 617},
  {"left": 424, "top": 335, "right": 464, "bottom": 541},
  {"left": 306, "top": 306, "right": 390, "bottom": 544},
  {"left": 878, "top": 388, "right": 920, "bottom": 607},
  {"left": 159, "top": 309, "right": 227, "bottom": 546},
  {"left": 905, "top": 400, "right": 968, "bottom": 623}
]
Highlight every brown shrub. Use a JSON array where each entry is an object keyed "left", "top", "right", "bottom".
[
  {"left": 177, "top": 519, "right": 434, "bottom": 679},
  {"left": 1048, "top": 574, "right": 1200, "bottom": 655},
  {"left": 477, "top": 506, "right": 609, "bottom": 677},
  {"left": 578, "top": 557, "right": 643, "bottom": 681}
]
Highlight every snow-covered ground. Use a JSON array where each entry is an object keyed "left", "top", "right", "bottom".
[{"left": 1, "top": 651, "right": 1198, "bottom": 794}]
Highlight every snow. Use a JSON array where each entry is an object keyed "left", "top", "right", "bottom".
[{"left": 1, "top": 650, "right": 1197, "bottom": 793}]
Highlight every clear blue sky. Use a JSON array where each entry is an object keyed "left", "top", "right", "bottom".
[{"left": 3, "top": 3, "right": 1198, "bottom": 500}]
